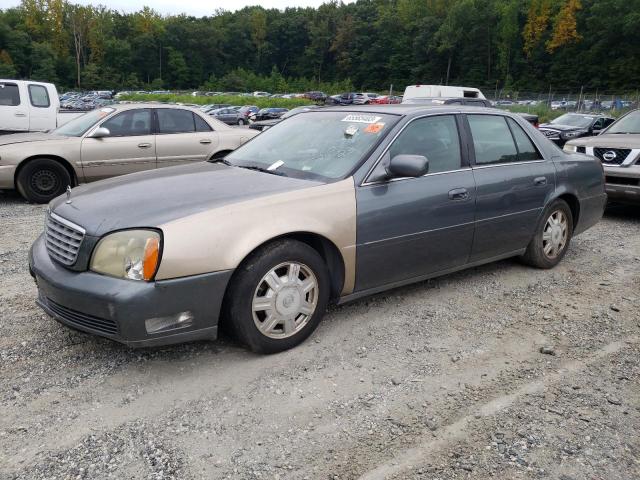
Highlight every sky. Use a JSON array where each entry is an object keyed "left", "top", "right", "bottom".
[{"left": 0, "top": 0, "right": 347, "bottom": 16}]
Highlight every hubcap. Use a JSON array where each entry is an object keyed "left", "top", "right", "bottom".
[
  {"left": 252, "top": 262, "right": 318, "bottom": 339},
  {"left": 542, "top": 210, "right": 568, "bottom": 259},
  {"left": 31, "top": 169, "right": 59, "bottom": 195}
]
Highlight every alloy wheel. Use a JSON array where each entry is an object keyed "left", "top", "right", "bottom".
[{"left": 542, "top": 210, "right": 569, "bottom": 259}]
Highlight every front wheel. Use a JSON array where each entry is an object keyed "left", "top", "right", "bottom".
[
  {"left": 237, "top": 118, "right": 245, "bottom": 125},
  {"left": 521, "top": 199, "right": 573, "bottom": 269},
  {"left": 16, "top": 158, "right": 71, "bottom": 204},
  {"left": 223, "top": 240, "right": 330, "bottom": 354}
]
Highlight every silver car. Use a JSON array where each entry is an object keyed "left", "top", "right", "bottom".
[{"left": 0, "top": 104, "right": 258, "bottom": 203}]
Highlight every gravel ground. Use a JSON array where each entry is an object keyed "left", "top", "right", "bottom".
[{"left": 0, "top": 189, "right": 638, "bottom": 480}]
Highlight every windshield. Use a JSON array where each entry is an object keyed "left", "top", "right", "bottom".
[
  {"left": 606, "top": 110, "right": 640, "bottom": 134},
  {"left": 551, "top": 114, "right": 593, "bottom": 128},
  {"left": 225, "top": 111, "right": 398, "bottom": 180},
  {"left": 53, "top": 108, "right": 115, "bottom": 137}
]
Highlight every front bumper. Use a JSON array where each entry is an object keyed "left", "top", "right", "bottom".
[
  {"left": 604, "top": 165, "right": 640, "bottom": 203},
  {"left": 29, "top": 234, "right": 234, "bottom": 347}
]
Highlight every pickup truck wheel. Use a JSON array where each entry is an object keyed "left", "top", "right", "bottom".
[
  {"left": 521, "top": 199, "right": 573, "bottom": 269},
  {"left": 16, "top": 158, "right": 71, "bottom": 204},
  {"left": 223, "top": 239, "right": 330, "bottom": 354}
]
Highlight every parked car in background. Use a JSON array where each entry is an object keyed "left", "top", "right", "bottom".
[
  {"left": 403, "top": 85, "right": 486, "bottom": 102},
  {"left": 249, "top": 105, "right": 320, "bottom": 131},
  {"left": 209, "top": 107, "right": 251, "bottom": 125},
  {"left": 370, "top": 95, "right": 402, "bottom": 104},
  {"left": 539, "top": 113, "right": 615, "bottom": 146},
  {"left": 0, "top": 79, "right": 86, "bottom": 133},
  {"left": 29, "top": 105, "right": 605, "bottom": 354},
  {"left": 326, "top": 92, "right": 358, "bottom": 105},
  {"left": 564, "top": 109, "right": 640, "bottom": 204},
  {"left": 0, "top": 104, "right": 258, "bottom": 203},
  {"left": 254, "top": 107, "right": 289, "bottom": 121},
  {"left": 353, "top": 93, "right": 381, "bottom": 105},
  {"left": 304, "top": 91, "right": 327, "bottom": 102},
  {"left": 201, "top": 104, "right": 231, "bottom": 114},
  {"left": 252, "top": 91, "right": 271, "bottom": 97},
  {"left": 237, "top": 105, "right": 259, "bottom": 122}
]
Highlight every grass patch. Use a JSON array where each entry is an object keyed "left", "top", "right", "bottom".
[{"left": 119, "top": 93, "right": 315, "bottom": 109}]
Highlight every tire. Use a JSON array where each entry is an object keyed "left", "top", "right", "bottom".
[
  {"left": 237, "top": 118, "right": 245, "bottom": 125},
  {"left": 223, "top": 239, "right": 330, "bottom": 354},
  {"left": 16, "top": 158, "right": 71, "bottom": 204},
  {"left": 520, "top": 199, "right": 573, "bottom": 269}
]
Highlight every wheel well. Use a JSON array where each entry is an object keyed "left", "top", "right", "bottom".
[
  {"left": 14, "top": 155, "right": 77, "bottom": 189},
  {"left": 557, "top": 193, "right": 580, "bottom": 228}
]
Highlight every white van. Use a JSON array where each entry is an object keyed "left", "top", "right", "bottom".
[
  {"left": 0, "top": 80, "right": 85, "bottom": 133},
  {"left": 402, "top": 85, "right": 486, "bottom": 102}
]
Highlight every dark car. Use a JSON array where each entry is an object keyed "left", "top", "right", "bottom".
[
  {"left": 254, "top": 107, "right": 289, "bottom": 121},
  {"left": 249, "top": 105, "right": 320, "bottom": 131},
  {"left": 304, "top": 91, "right": 327, "bottom": 102},
  {"left": 29, "top": 105, "right": 605, "bottom": 353},
  {"left": 208, "top": 107, "right": 247, "bottom": 125},
  {"left": 539, "top": 113, "right": 615, "bottom": 146}
]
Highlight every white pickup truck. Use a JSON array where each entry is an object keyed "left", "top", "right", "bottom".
[{"left": 0, "top": 79, "right": 86, "bottom": 134}]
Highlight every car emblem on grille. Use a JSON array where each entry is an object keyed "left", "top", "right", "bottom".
[
  {"left": 66, "top": 185, "right": 72, "bottom": 204},
  {"left": 602, "top": 150, "right": 617, "bottom": 162}
]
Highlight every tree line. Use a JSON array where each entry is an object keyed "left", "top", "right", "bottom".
[{"left": 0, "top": 0, "right": 638, "bottom": 93}]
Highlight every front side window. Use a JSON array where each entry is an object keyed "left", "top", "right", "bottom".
[
  {"left": 101, "top": 109, "right": 151, "bottom": 137},
  {"left": 0, "top": 83, "right": 20, "bottom": 106},
  {"left": 389, "top": 115, "right": 462, "bottom": 174},
  {"left": 157, "top": 109, "right": 195, "bottom": 134},
  {"left": 468, "top": 115, "right": 518, "bottom": 165},
  {"left": 28, "top": 84, "right": 50, "bottom": 107}
]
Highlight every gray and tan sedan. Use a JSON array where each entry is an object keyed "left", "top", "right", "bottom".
[
  {"left": 0, "top": 104, "right": 257, "bottom": 203},
  {"left": 29, "top": 106, "right": 606, "bottom": 353}
]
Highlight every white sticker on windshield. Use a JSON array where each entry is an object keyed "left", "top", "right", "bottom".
[
  {"left": 344, "top": 124, "right": 359, "bottom": 137},
  {"left": 341, "top": 114, "right": 382, "bottom": 124},
  {"left": 267, "top": 160, "right": 284, "bottom": 171}
]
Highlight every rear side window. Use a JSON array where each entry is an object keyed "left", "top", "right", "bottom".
[
  {"left": 101, "top": 109, "right": 152, "bottom": 136},
  {"left": 28, "top": 84, "right": 50, "bottom": 108},
  {"left": 0, "top": 83, "right": 20, "bottom": 106},
  {"left": 506, "top": 118, "right": 541, "bottom": 161},
  {"left": 194, "top": 113, "right": 212, "bottom": 132},
  {"left": 389, "top": 115, "right": 461, "bottom": 174},
  {"left": 468, "top": 115, "right": 518, "bottom": 165},
  {"left": 157, "top": 109, "right": 195, "bottom": 134}
]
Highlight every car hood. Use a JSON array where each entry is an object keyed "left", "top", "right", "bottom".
[
  {"left": 566, "top": 133, "right": 640, "bottom": 148},
  {"left": 539, "top": 123, "right": 585, "bottom": 132},
  {"left": 50, "top": 162, "right": 321, "bottom": 236},
  {"left": 0, "top": 132, "right": 66, "bottom": 146}
]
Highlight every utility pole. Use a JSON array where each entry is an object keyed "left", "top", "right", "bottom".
[{"left": 159, "top": 43, "right": 162, "bottom": 82}]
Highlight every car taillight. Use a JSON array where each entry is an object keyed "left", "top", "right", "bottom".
[{"left": 534, "top": 122, "right": 539, "bottom": 129}]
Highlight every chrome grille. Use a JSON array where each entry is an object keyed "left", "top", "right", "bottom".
[
  {"left": 45, "top": 212, "right": 85, "bottom": 266},
  {"left": 593, "top": 148, "right": 630, "bottom": 165}
]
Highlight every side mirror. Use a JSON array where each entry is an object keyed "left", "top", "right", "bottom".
[
  {"left": 90, "top": 127, "right": 110, "bottom": 138},
  {"left": 386, "top": 154, "right": 429, "bottom": 178}
]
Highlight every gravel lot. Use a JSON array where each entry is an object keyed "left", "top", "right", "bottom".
[{"left": 0, "top": 190, "right": 638, "bottom": 480}]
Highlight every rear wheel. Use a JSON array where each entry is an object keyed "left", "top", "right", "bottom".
[
  {"left": 521, "top": 199, "right": 573, "bottom": 269},
  {"left": 237, "top": 118, "right": 245, "bottom": 125},
  {"left": 16, "top": 158, "right": 71, "bottom": 204},
  {"left": 223, "top": 240, "right": 330, "bottom": 354}
]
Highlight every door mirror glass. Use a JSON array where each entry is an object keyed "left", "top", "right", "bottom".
[
  {"left": 90, "top": 127, "right": 110, "bottom": 138},
  {"left": 387, "top": 154, "right": 429, "bottom": 178}
]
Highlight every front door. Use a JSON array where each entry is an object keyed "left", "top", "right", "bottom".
[
  {"left": 355, "top": 114, "right": 476, "bottom": 292},
  {"left": 466, "top": 114, "right": 555, "bottom": 261},
  {"left": 80, "top": 108, "right": 155, "bottom": 181},
  {"left": 155, "top": 108, "right": 219, "bottom": 168}
]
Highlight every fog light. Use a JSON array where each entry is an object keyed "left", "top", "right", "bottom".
[{"left": 145, "top": 311, "right": 194, "bottom": 334}]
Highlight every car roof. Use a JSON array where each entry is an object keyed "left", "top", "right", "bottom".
[
  {"left": 109, "top": 103, "right": 205, "bottom": 113},
  {"left": 319, "top": 104, "right": 505, "bottom": 117}
]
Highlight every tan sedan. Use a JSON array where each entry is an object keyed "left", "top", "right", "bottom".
[{"left": 0, "top": 104, "right": 257, "bottom": 203}]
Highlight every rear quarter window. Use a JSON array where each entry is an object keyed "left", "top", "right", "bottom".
[{"left": 28, "top": 84, "right": 50, "bottom": 108}]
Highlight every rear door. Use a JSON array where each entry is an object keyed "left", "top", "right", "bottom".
[
  {"left": 466, "top": 114, "right": 555, "bottom": 262},
  {"left": 80, "top": 108, "right": 155, "bottom": 181},
  {"left": 155, "top": 108, "right": 219, "bottom": 167},
  {"left": 355, "top": 114, "right": 476, "bottom": 291},
  {"left": 0, "top": 82, "right": 29, "bottom": 131}
]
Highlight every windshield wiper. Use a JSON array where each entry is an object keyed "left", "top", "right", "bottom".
[
  {"left": 238, "top": 164, "right": 287, "bottom": 176},
  {"left": 211, "top": 157, "right": 233, "bottom": 166}
]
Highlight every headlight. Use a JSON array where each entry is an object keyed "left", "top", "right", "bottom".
[
  {"left": 90, "top": 230, "right": 161, "bottom": 281},
  {"left": 561, "top": 130, "right": 584, "bottom": 139},
  {"left": 563, "top": 144, "right": 577, "bottom": 153}
]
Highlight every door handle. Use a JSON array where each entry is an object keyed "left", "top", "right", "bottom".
[
  {"left": 14, "top": 112, "right": 26, "bottom": 117},
  {"left": 138, "top": 142, "right": 151, "bottom": 148},
  {"left": 534, "top": 176, "right": 547, "bottom": 186},
  {"left": 199, "top": 139, "right": 212, "bottom": 144},
  {"left": 448, "top": 188, "right": 469, "bottom": 201}
]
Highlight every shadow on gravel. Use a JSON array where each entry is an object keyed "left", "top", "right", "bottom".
[{"left": 605, "top": 202, "right": 640, "bottom": 221}]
